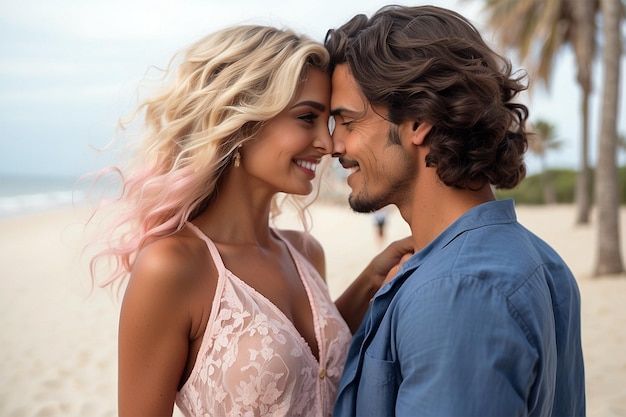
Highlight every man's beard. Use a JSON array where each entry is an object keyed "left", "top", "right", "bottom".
[
  {"left": 348, "top": 125, "right": 413, "bottom": 213},
  {"left": 349, "top": 194, "right": 386, "bottom": 213}
]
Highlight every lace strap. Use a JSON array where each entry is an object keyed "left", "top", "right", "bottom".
[{"left": 185, "top": 222, "right": 226, "bottom": 273}]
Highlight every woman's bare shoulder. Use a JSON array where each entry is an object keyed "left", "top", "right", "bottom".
[{"left": 127, "top": 229, "right": 216, "bottom": 302}]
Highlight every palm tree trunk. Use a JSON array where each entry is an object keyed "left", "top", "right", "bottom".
[
  {"left": 574, "top": 92, "right": 591, "bottom": 223},
  {"left": 593, "top": 0, "right": 624, "bottom": 276},
  {"left": 571, "top": 0, "right": 595, "bottom": 224},
  {"left": 541, "top": 156, "right": 557, "bottom": 204}
]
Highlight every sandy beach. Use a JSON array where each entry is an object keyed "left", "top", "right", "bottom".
[{"left": 1, "top": 202, "right": 625, "bottom": 416}]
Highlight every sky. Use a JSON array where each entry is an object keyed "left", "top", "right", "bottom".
[{"left": 0, "top": 0, "right": 624, "bottom": 179}]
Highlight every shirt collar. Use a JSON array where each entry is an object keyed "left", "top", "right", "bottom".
[{"left": 386, "top": 199, "right": 517, "bottom": 288}]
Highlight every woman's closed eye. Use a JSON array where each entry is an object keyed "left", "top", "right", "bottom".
[{"left": 298, "top": 112, "right": 319, "bottom": 124}]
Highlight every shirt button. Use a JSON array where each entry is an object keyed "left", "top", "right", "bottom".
[{"left": 319, "top": 367, "right": 326, "bottom": 379}]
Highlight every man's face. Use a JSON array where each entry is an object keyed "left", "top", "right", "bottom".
[{"left": 330, "top": 64, "right": 415, "bottom": 212}]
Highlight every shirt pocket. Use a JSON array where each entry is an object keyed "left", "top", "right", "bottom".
[{"left": 357, "top": 352, "right": 399, "bottom": 417}]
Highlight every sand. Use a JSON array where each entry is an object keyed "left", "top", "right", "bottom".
[{"left": 0, "top": 202, "right": 624, "bottom": 416}]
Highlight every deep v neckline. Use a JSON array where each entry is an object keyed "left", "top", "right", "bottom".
[{"left": 186, "top": 222, "right": 322, "bottom": 364}]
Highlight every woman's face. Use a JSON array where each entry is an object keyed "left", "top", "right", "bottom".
[{"left": 240, "top": 68, "right": 333, "bottom": 196}]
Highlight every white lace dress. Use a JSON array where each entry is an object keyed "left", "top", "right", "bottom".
[{"left": 175, "top": 223, "right": 351, "bottom": 417}]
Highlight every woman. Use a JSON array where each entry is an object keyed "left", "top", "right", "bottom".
[{"left": 86, "top": 25, "right": 410, "bottom": 416}]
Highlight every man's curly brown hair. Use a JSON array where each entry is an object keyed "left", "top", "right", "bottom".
[{"left": 325, "top": 5, "right": 529, "bottom": 190}]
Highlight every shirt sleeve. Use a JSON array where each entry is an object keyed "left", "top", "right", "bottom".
[{"left": 393, "top": 274, "right": 540, "bottom": 417}]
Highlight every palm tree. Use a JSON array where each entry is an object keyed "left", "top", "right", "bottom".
[
  {"left": 570, "top": 0, "right": 597, "bottom": 224},
  {"left": 593, "top": 0, "right": 624, "bottom": 276},
  {"left": 476, "top": 0, "right": 598, "bottom": 224},
  {"left": 528, "top": 119, "right": 563, "bottom": 204}
]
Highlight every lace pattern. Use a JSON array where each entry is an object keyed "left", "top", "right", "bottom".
[{"left": 176, "top": 224, "right": 351, "bottom": 417}]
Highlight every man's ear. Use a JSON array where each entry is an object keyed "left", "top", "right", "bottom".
[{"left": 402, "top": 121, "right": 433, "bottom": 145}]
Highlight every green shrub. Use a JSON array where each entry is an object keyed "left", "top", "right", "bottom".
[
  {"left": 496, "top": 174, "right": 545, "bottom": 204},
  {"left": 496, "top": 166, "right": 626, "bottom": 204},
  {"left": 496, "top": 167, "right": 626, "bottom": 205}
]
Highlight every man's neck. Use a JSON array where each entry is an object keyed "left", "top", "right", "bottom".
[{"left": 400, "top": 181, "right": 495, "bottom": 251}]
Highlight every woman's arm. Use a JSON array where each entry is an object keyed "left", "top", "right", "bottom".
[
  {"left": 118, "top": 239, "right": 200, "bottom": 417},
  {"left": 335, "top": 237, "right": 414, "bottom": 333}
]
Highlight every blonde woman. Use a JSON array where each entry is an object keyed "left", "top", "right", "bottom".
[{"left": 86, "top": 25, "right": 410, "bottom": 417}]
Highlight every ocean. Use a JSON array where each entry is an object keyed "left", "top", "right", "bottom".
[{"left": 0, "top": 175, "right": 92, "bottom": 218}]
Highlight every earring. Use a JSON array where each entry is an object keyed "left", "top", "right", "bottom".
[{"left": 233, "top": 146, "right": 241, "bottom": 167}]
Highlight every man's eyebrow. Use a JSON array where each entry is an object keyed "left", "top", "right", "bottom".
[
  {"left": 330, "top": 107, "right": 359, "bottom": 117},
  {"left": 291, "top": 100, "right": 326, "bottom": 112}
]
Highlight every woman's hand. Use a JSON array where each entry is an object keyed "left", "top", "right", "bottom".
[
  {"left": 335, "top": 236, "right": 414, "bottom": 333},
  {"left": 369, "top": 236, "right": 414, "bottom": 289}
]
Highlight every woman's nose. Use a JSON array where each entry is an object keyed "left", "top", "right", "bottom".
[
  {"left": 313, "top": 119, "right": 334, "bottom": 154},
  {"left": 313, "top": 131, "right": 333, "bottom": 155}
]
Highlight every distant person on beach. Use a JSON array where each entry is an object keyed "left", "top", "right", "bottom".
[
  {"left": 325, "top": 5, "right": 585, "bottom": 416},
  {"left": 86, "top": 25, "right": 410, "bottom": 417},
  {"left": 372, "top": 206, "right": 389, "bottom": 247}
]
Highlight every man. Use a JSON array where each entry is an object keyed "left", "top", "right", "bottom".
[{"left": 326, "top": 5, "right": 585, "bottom": 416}]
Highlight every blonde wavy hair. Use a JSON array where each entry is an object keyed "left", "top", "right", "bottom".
[{"left": 87, "top": 25, "right": 330, "bottom": 289}]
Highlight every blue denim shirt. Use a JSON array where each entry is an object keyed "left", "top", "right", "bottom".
[{"left": 334, "top": 200, "right": 585, "bottom": 417}]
